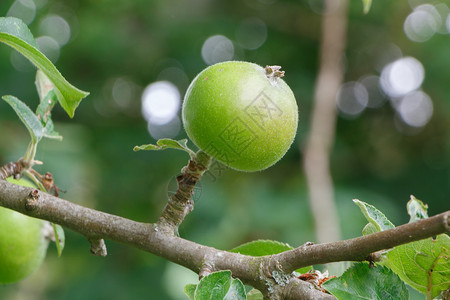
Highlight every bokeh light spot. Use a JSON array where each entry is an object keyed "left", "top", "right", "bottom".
[
  {"left": 359, "top": 75, "right": 386, "bottom": 108},
  {"left": 380, "top": 57, "right": 424, "bottom": 98},
  {"left": 36, "top": 36, "right": 60, "bottom": 63},
  {"left": 336, "top": 82, "right": 369, "bottom": 117},
  {"left": 404, "top": 4, "right": 441, "bottom": 42},
  {"left": 201, "top": 35, "right": 234, "bottom": 65},
  {"left": 157, "top": 67, "right": 190, "bottom": 93},
  {"left": 33, "top": 0, "right": 48, "bottom": 9},
  {"left": 434, "top": 3, "right": 450, "bottom": 34},
  {"left": 375, "top": 44, "right": 403, "bottom": 72},
  {"left": 10, "top": 50, "right": 34, "bottom": 72},
  {"left": 112, "top": 78, "right": 133, "bottom": 109},
  {"left": 447, "top": 13, "right": 450, "bottom": 33},
  {"left": 142, "top": 81, "right": 180, "bottom": 126},
  {"left": 236, "top": 18, "right": 267, "bottom": 50},
  {"left": 7, "top": 0, "right": 36, "bottom": 25},
  {"left": 39, "top": 15, "right": 71, "bottom": 46},
  {"left": 398, "top": 90, "right": 433, "bottom": 128},
  {"left": 147, "top": 116, "right": 181, "bottom": 140}
]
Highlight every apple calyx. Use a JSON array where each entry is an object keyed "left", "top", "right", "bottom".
[
  {"left": 265, "top": 65, "right": 285, "bottom": 86},
  {"left": 265, "top": 65, "right": 285, "bottom": 79}
]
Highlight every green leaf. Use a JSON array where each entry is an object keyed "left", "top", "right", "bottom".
[
  {"left": 246, "top": 289, "right": 263, "bottom": 300},
  {"left": 0, "top": 16, "right": 38, "bottom": 48},
  {"left": 35, "top": 70, "right": 54, "bottom": 103},
  {"left": 386, "top": 234, "right": 450, "bottom": 298},
  {"left": 184, "top": 284, "right": 196, "bottom": 300},
  {"left": 230, "top": 239, "right": 293, "bottom": 256},
  {"left": 362, "top": 0, "right": 372, "bottom": 14},
  {"left": 225, "top": 279, "right": 246, "bottom": 299},
  {"left": 407, "top": 195, "right": 428, "bottom": 223},
  {"left": 35, "top": 71, "right": 63, "bottom": 140},
  {"left": 194, "top": 270, "right": 246, "bottom": 300},
  {"left": 2, "top": 95, "right": 43, "bottom": 143},
  {"left": 0, "top": 17, "right": 89, "bottom": 117},
  {"left": 362, "top": 223, "right": 378, "bottom": 236},
  {"left": 353, "top": 199, "right": 395, "bottom": 233},
  {"left": 42, "top": 117, "right": 62, "bottom": 140},
  {"left": 230, "top": 239, "right": 311, "bottom": 274},
  {"left": 322, "top": 262, "right": 409, "bottom": 300},
  {"left": 37, "top": 90, "right": 62, "bottom": 141},
  {"left": 157, "top": 138, "right": 191, "bottom": 151},
  {"left": 36, "top": 90, "right": 58, "bottom": 122},
  {"left": 52, "top": 223, "right": 65, "bottom": 257},
  {"left": 134, "top": 138, "right": 196, "bottom": 157}
]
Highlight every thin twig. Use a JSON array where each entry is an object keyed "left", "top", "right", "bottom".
[{"left": 158, "top": 151, "right": 211, "bottom": 235}]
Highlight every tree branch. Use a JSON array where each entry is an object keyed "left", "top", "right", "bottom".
[
  {"left": 1, "top": 179, "right": 449, "bottom": 299},
  {"left": 273, "top": 211, "right": 450, "bottom": 273}
]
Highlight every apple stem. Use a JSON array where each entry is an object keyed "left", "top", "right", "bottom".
[{"left": 265, "top": 65, "right": 285, "bottom": 79}]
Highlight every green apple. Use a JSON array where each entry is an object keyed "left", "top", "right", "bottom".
[
  {"left": 0, "top": 177, "right": 49, "bottom": 284},
  {"left": 182, "top": 61, "right": 298, "bottom": 171}
]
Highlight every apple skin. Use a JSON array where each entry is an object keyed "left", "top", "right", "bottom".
[
  {"left": 182, "top": 61, "right": 298, "bottom": 171},
  {"left": 0, "top": 177, "right": 49, "bottom": 284}
]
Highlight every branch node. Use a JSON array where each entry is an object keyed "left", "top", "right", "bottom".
[
  {"left": 88, "top": 238, "right": 108, "bottom": 257},
  {"left": 366, "top": 250, "right": 384, "bottom": 264},
  {"left": 444, "top": 212, "right": 450, "bottom": 232},
  {"left": 199, "top": 253, "right": 216, "bottom": 280},
  {"left": 0, "top": 161, "right": 24, "bottom": 180},
  {"left": 25, "top": 189, "right": 40, "bottom": 211},
  {"left": 199, "top": 264, "right": 213, "bottom": 280}
]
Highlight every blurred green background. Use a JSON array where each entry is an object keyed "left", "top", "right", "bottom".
[{"left": 0, "top": 0, "right": 449, "bottom": 299}]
